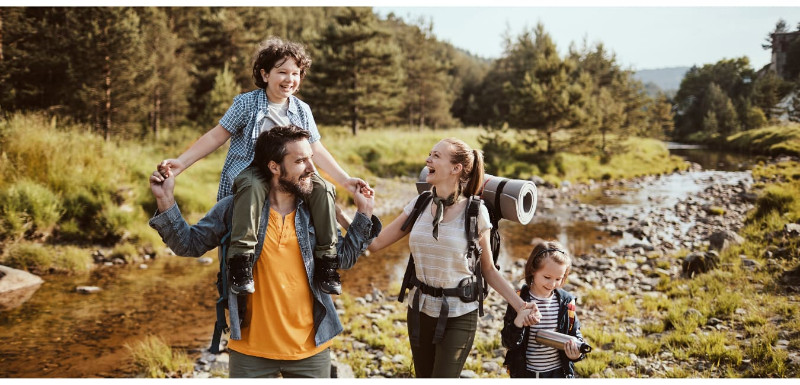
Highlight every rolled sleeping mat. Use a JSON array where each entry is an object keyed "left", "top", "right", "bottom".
[
  {"left": 415, "top": 167, "right": 537, "bottom": 225},
  {"left": 481, "top": 174, "right": 537, "bottom": 225}
]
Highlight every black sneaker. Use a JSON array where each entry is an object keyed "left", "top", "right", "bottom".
[
  {"left": 229, "top": 253, "right": 255, "bottom": 294},
  {"left": 317, "top": 254, "right": 342, "bottom": 295}
]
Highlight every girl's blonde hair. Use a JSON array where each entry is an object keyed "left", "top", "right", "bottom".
[{"left": 525, "top": 238, "right": 572, "bottom": 287}]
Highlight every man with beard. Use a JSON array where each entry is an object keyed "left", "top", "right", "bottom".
[{"left": 148, "top": 124, "right": 380, "bottom": 377}]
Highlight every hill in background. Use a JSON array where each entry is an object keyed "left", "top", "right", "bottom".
[{"left": 634, "top": 66, "right": 690, "bottom": 96}]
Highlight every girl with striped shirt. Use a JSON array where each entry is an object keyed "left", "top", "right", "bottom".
[{"left": 501, "top": 239, "right": 588, "bottom": 378}]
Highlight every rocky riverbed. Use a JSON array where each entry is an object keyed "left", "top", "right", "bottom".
[{"left": 186, "top": 162, "right": 800, "bottom": 378}]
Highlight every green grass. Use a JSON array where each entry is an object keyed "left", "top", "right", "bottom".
[
  {"left": 125, "top": 335, "right": 194, "bottom": 378},
  {"left": 726, "top": 123, "right": 800, "bottom": 156},
  {"left": 1, "top": 241, "right": 91, "bottom": 273}
]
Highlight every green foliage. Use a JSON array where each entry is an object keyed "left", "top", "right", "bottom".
[
  {"left": 204, "top": 62, "right": 240, "bottom": 126},
  {"left": 2, "top": 242, "right": 51, "bottom": 271},
  {"left": 310, "top": 7, "right": 405, "bottom": 134},
  {"left": 689, "top": 331, "right": 743, "bottom": 366},
  {"left": 726, "top": 123, "right": 800, "bottom": 157},
  {"left": 753, "top": 185, "right": 796, "bottom": 219},
  {"left": 0, "top": 179, "right": 62, "bottom": 240},
  {"left": 1, "top": 242, "right": 90, "bottom": 273},
  {"left": 503, "top": 24, "right": 586, "bottom": 153},
  {"left": 673, "top": 57, "right": 772, "bottom": 141},
  {"left": 575, "top": 350, "right": 612, "bottom": 377},
  {"left": 126, "top": 335, "right": 194, "bottom": 378}
]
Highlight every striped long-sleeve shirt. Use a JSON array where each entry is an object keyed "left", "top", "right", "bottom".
[{"left": 525, "top": 292, "right": 562, "bottom": 372}]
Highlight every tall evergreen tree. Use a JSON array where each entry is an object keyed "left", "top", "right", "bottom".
[
  {"left": 387, "top": 15, "right": 454, "bottom": 130},
  {"left": 65, "top": 8, "right": 148, "bottom": 140},
  {"left": 311, "top": 7, "right": 404, "bottom": 135},
  {"left": 703, "top": 83, "right": 740, "bottom": 137},
  {"left": 138, "top": 7, "right": 192, "bottom": 138},
  {"left": 205, "top": 62, "right": 240, "bottom": 125},
  {"left": 673, "top": 58, "right": 754, "bottom": 139},
  {"left": 504, "top": 24, "right": 585, "bottom": 153},
  {"left": 643, "top": 93, "right": 674, "bottom": 139}
]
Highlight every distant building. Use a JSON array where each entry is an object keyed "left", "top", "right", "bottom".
[{"left": 770, "top": 31, "right": 800, "bottom": 79}]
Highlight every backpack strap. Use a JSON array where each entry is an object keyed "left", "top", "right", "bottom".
[
  {"left": 398, "top": 191, "right": 433, "bottom": 303},
  {"left": 210, "top": 231, "right": 231, "bottom": 354},
  {"left": 465, "top": 195, "right": 485, "bottom": 316}
]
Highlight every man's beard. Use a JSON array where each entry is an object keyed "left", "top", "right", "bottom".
[{"left": 278, "top": 166, "right": 313, "bottom": 199}]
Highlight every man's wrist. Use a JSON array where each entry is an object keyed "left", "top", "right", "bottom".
[{"left": 156, "top": 197, "right": 175, "bottom": 213}]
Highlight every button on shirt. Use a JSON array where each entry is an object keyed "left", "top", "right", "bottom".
[{"left": 217, "top": 90, "right": 320, "bottom": 201}]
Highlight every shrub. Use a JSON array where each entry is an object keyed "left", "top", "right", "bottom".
[
  {"left": 126, "top": 335, "right": 193, "bottom": 378},
  {"left": 754, "top": 185, "right": 795, "bottom": 219},
  {"left": 0, "top": 180, "right": 62, "bottom": 240},
  {"left": 2, "top": 242, "right": 50, "bottom": 271}
]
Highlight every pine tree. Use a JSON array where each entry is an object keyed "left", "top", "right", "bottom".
[
  {"left": 390, "top": 17, "right": 454, "bottom": 130},
  {"left": 205, "top": 62, "right": 240, "bottom": 125},
  {"left": 310, "top": 7, "right": 404, "bottom": 135},
  {"left": 138, "top": 7, "right": 192, "bottom": 138},
  {"left": 504, "top": 24, "right": 585, "bottom": 153}
]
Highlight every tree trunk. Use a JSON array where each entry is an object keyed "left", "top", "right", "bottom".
[
  {"left": 546, "top": 131, "right": 552, "bottom": 153},
  {"left": 351, "top": 66, "right": 359, "bottom": 135},
  {"left": 104, "top": 54, "right": 111, "bottom": 141},
  {"left": 152, "top": 86, "right": 161, "bottom": 139},
  {"left": 601, "top": 129, "right": 607, "bottom": 154},
  {"left": 0, "top": 9, "right": 4, "bottom": 62},
  {"left": 419, "top": 93, "right": 425, "bottom": 131}
]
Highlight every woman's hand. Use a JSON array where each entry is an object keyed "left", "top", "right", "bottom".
[
  {"left": 520, "top": 301, "right": 541, "bottom": 326},
  {"left": 513, "top": 307, "right": 532, "bottom": 328}
]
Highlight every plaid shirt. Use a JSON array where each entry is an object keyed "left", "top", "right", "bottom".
[{"left": 217, "top": 90, "right": 321, "bottom": 201}]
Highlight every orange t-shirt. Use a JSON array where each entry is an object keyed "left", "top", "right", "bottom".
[{"left": 227, "top": 208, "right": 332, "bottom": 360}]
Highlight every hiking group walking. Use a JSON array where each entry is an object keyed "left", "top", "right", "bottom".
[{"left": 148, "top": 37, "right": 588, "bottom": 378}]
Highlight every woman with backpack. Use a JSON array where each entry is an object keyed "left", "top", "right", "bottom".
[{"left": 368, "top": 137, "right": 539, "bottom": 378}]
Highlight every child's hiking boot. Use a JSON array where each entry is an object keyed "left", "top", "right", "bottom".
[
  {"left": 229, "top": 253, "right": 255, "bottom": 294},
  {"left": 316, "top": 254, "right": 342, "bottom": 295}
]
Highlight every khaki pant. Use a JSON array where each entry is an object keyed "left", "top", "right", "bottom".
[
  {"left": 408, "top": 308, "right": 478, "bottom": 378},
  {"left": 228, "top": 348, "right": 331, "bottom": 378}
]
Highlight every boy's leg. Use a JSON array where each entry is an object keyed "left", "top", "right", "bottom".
[
  {"left": 308, "top": 173, "right": 340, "bottom": 295},
  {"left": 228, "top": 166, "right": 269, "bottom": 295}
]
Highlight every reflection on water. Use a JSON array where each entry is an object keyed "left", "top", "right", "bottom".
[
  {"left": 665, "top": 142, "right": 759, "bottom": 172},
  {"left": 0, "top": 255, "right": 218, "bottom": 378}
]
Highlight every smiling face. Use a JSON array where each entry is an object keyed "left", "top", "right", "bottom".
[
  {"left": 261, "top": 57, "right": 301, "bottom": 104},
  {"left": 530, "top": 257, "right": 568, "bottom": 298},
  {"left": 272, "top": 139, "right": 315, "bottom": 197},
  {"left": 425, "top": 140, "right": 462, "bottom": 190}
]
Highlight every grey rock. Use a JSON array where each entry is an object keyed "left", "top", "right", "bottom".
[
  {"left": 707, "top": 230, "right": 745, "bottom": 251},
  {"left": 331, "top": 362, "right": 354, "bottom": 378},
  {"left": 482, "top": 361, "right": 501, "bottom": 373},
  {"left": 785, "top": 223, "right": 800, "bottom": 236},
  {"left": 460, "top": 369, "right": 478, "bottom": 378},
  {"left": 0, "top": 265, "right": 44, "bottom": 311}
]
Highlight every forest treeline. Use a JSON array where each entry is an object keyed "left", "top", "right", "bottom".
[
  {"left": 0, "top": 7, "right": 667, "bottom": 149},
  {"left": 0, "top": 7, "right": 798, "bottom": 154}
]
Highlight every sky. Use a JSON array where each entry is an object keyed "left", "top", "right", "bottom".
[{"left": 373, "top": 6, "right": 800, "bottom": 71}]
